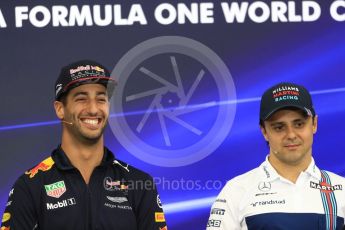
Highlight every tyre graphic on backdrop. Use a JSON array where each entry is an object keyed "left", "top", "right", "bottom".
[{"left": 109, "top": 36, "right": 236, "bottom": 167}]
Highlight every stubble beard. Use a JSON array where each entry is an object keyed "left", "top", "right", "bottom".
[
  {"left": 276, "top": 148, "right": 310, "bottom": 167},
  {"left": 68, "top": 116, "right": 108, "bottom": 145}
]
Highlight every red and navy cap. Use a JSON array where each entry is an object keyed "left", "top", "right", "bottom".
[
  {"left": 55, "top": 60, "right": 116, "bottom": 101},
  {"left": 260, "top": 82, "right": 315, "bottom": 121}
]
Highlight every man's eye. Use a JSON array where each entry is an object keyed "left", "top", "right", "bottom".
[
  {"left": 75, "top": 98, "right": 86, "bottom": 102},
  {"left": 98, "top": 98, "right": 107, "bottom": 102},
  {"left": 295, "top": 122, "right": 305, "bottom": 128},
  {"left": 273, "top": 126, "right": 284, "bottom": 131}
]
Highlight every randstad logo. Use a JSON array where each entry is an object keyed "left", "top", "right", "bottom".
[
  {"left": 46, "top": 198, "right": 76, "bottom": 210},
  {"left": 251, "top": 199, "right": 285, "bottom": 207}
]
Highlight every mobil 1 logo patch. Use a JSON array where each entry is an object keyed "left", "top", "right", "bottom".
[{"left": 46, "top": 198, "right": 76, "bottom": 210}]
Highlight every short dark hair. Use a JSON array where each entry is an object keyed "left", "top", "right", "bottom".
[{"left": 57, "top": 89, "right": 70, "bottom": 106}]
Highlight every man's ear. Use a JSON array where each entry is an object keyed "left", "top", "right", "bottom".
[
  {"left": 260, "top": 125, "right": 269, "bottom": 142},
  {"left": 312, "top": 115, "right": 318, "bottom": 134},
  {"left": 54, "top": 101, "right": 65, "bottom": 120}
]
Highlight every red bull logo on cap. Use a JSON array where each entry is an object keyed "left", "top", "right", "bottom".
[
  {"left": 25, "top": 157, "right": 54, "bottom": 179},
  {"left": 91, "top": 65, "right": 104, "bottom": 72}
]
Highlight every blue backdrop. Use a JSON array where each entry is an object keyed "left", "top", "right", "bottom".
[{"left": 1, "top": 1, "right": 345, "bottom": 229}]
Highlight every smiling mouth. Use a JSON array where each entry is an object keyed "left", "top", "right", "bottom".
[{"left": 80, "top": 118, "right": 102, "bottom": 128}]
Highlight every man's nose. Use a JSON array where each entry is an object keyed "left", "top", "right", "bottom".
[
  {"left": 285, "top": 126, "right": 297, "bottom": 140},
  {"left": 87, "top": 99, "right": 98, "bottom": 114}
]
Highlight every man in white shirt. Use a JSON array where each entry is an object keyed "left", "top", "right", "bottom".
[{"left": 207, "top": 82, "right": 345, "bottom": 230}]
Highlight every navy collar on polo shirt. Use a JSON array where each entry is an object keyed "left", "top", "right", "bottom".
[{"left": 51, "top": 145, "right": 115, "bottom": 170}]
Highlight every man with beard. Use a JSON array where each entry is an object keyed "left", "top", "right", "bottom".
[
  {"left": 207, "top": 82, "right": 345, "bottom": 230},
  {"left": 1, "top": 60, "right": 167, "bottom": 230}
]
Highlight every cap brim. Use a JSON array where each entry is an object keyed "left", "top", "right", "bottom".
[
  {"left": 63, "top": 76, "right": 116, "bottom": 92},
  {"left": 56, "top": 76, "right": 116, "bottom": 101},
  {"left": 263, "top": 105, "right": 311, "bottom": 120}
]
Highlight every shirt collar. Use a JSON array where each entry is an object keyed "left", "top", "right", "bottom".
[
  {"left": 51, "top": 145, "right": 115, "bottom": 170},
  {"left": 259, "top": 156, "right": 280, "bottom": 182},
  {"left": 260, "top": 156, "right": 321, "bottom": 182},
  {"left": 303, "top": 157, "right": 321, "bottom": 180}
]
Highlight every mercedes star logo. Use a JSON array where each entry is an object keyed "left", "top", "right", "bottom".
[{"left": 258, "top": 181, "right": 271, "bottom": 192}]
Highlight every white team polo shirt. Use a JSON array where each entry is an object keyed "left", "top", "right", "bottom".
[{"left": 207, "top": 157, "right": 345, "bottom": 230}]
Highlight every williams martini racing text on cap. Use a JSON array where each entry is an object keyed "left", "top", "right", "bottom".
[
  {"left": 260, "top": 82, "right": 315, "bottom": 121},
  {"left": 55, "top": 60, "right": 116, "bottom": 101}
]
